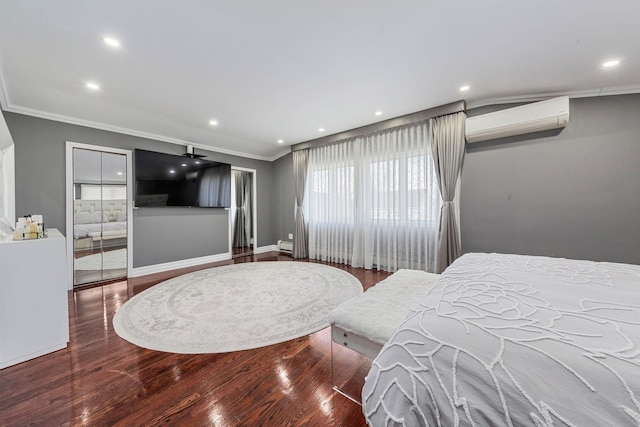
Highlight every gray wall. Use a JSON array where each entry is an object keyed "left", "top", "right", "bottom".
[
  {"left": 7, "top": 92, "right": 638, "bottom": 269},
  {"left": 132, "top": 208, "right": 230, "bottom": 267},
  {"left": 3, "top": 112, "right": 275, "bottom": 268},
  {"left": 461, "top": 94, "right": 640, "bottom": 264},
  {"left": 272, "top": 152, "right": 295, "bottom": 242}
]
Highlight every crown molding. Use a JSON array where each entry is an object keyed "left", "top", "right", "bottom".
[
  {"left": 3, "top": 104, "right": 275, "bottom": 161},
  {"left": 291, "top": 100, "right": 466, "bottom": 153},
  {"left": 3, "top": 58, "right": 639, "bottom": 162},
  {"left": 268, "top": 148, "right": 293, "bottom": 162},
  {"left": 466, "top": 85, "right": 640, "bottom": 110}
]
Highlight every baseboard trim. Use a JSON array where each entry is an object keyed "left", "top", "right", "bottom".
[
  {"left": 130, "top": 246, "right": 282, "bottom": 278},
  {"left": 254, "top": 244, "right": 278, "bottom": 254},
  {"left": 131, "top": 252, "right": 232, "bottom": 277}
]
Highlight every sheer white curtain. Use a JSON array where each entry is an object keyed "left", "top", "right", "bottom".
[{"left": 305, "top": 121, "right": 441, "bottom": 272}]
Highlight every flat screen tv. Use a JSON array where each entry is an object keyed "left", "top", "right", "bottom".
[{"left": 134, "top": 149, "right": 231, "bottom": 208}]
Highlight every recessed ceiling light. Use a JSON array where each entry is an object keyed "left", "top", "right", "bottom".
[
  {"left": 116, "top": 172, "right": 123, "bottom": 176},
  {"left": 103, "top": 37, "right": 120, "bottom": 47},
  {"left": 277, "top": 139, "right": 284, "bottom": 144},
  {"left": 169, "top": 169, "right": 176, "bottom": 174},
  {"left": 85, "top": 82, "right": 100, "bottom": 91},
  {"left": 375, "top": 111, "right": 382, "bottom": 116},
  {"left": 318, "top": 128, "right": 325, "bottom": 132},
  {"left": 459, "top": 85, "right": 470, "bottom": 92},
  {"left": 602, "top": 59, "right": 620, "bottom": 68},
  {"left": 209, "top": 120, "right": 219, "bottom": 126},
  {"left": 194, "top": 161, "right": 201, "bottom": 164},
  {"left": 181, "top": 163, "right": 187, "bottom": 167}
]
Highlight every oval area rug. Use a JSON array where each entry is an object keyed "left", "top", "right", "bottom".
[{"left": 113, "top": 261, "right": 363, "bottom": 353}]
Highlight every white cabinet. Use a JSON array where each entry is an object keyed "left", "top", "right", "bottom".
[{"left": 0, "top": 229, "right": 69, "bottom": 369}]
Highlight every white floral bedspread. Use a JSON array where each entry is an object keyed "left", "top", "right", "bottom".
[{"left": 363, "top": 253, "right": 640, "bottom": 426}]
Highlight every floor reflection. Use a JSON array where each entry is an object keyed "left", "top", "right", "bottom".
[{"left": 0, "top": 253, "right": 387, "bottom": 426}]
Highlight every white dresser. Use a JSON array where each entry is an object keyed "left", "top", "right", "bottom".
[{"left": 0, "top": 229, "right": 69, "bottom": 369}]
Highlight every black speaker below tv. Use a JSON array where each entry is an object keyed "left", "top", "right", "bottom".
[{"left": 134, "top": 149, "right": 231, "bottom": 208}]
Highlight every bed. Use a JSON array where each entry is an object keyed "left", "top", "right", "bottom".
[
  {"left": 362, "top": 253, "right": 640, "bottom": 426},
  {"left": 73, "top": 200, "right": 127, "bottom": 248}
]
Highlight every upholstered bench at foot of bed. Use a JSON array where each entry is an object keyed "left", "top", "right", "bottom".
[
  {"left": 329, "top": 269, "right": 440, "bottom": 403},
  {"left": 89, "top": 230, "right": 127, "bottom": 249}
]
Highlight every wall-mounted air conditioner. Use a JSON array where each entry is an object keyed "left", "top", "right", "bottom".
[{"left": 465, "top": 96, "right": 570, "bottom": 143}]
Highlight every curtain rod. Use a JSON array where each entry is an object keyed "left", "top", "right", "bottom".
[{"left": 290, "top": 100, "right": 465, "bottom": 152}]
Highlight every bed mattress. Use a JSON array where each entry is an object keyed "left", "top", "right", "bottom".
[{"left": 363, "top": 253, "right": 640, "bottom": 426}]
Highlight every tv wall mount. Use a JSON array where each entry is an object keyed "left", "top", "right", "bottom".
[{"left": 183, "top": 145, "right": 207, "bottom": 159}]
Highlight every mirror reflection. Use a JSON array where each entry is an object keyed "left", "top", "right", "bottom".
[
  {"left": 73, "top": 148, "right": 127, "bottom": 286},
  {"left": 230, "top": 170, "right": 253, "bottom": 257}
]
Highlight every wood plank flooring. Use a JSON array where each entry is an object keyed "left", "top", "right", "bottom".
[{"left": 0, "top": 252, "right": 392, "bottom": 426}]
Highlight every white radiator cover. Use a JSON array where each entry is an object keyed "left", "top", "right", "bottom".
[
  {"left": 277, "top": 240, "right": 293, "bottom": 253},
  {"left": 465, "top": 96, "right": 570, "bottom": 143}
]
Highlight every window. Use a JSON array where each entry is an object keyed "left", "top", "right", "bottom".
[
  {"left": 308, "top": 163, "right": 354, "bottom": 222},
  {"left": 305, "top": 122, "right": 442, "bottom": 271},
  {"left": 79, "top": 184, "right": 127, "bottom": 200},
  {"left": 367, "top": 155, "right": 440, "bottom": 222}
]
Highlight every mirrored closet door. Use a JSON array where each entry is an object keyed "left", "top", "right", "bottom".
[{"left": 72, "top": 148, "right": 128, "bottom": 287}]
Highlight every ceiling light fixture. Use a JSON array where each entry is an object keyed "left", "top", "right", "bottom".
[
  {"left": 318, "top": 128, "right": 325, "bottom": 132},
  {"left": 169, "top": 169, "right": 176, "bottom": 174},
  {"left": 103, "top": 37, "right": 120, "bottom": 47},
  {"left": 602, "top": 59, "right": 620, "bottom": 68},
  {"left": 209, "top": 120, "right": 219, "bottom": 126},
  {"left": 277, "top": 139, "right": 284, "bottom": 144},
  {"left": 375, "top": 111, "right": 382, "bottom": 116},
  {"left": 459, "top": 85, "right": 470, "bottom": 92},
  {"left": 85, "top": 82, "right": 100, "bottom": 91}
]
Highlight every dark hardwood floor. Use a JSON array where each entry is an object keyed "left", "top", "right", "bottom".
[{"left": 0, "top": 252, "right": 392, "bottom": 426}]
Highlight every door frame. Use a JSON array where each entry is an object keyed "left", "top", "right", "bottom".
[
  {"left": 65, "top": 142, "right": 133, "bottom": 290},
  {"left": 229, "top": 166, "right": 257, "bottom": 255}
]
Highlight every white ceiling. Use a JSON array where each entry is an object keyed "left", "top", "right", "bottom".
[{"left": 0, "top": 1, "right": 639, "bottom": 161}]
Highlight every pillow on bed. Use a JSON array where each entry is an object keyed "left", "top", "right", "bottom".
[{"left": 75, "top": 212, "right": 105, "bottom": 224}]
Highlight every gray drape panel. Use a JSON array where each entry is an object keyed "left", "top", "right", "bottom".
[
  {"left": 430, "top": 111, "right": 466, "bottom": 273},
  {"left": 243, "top": 173, "right": 253, "bottom": 246},
  {"left": 293, "top": 150, "right": 309, "bottom": 258},
  {"left": 232, "top": 170, "right": 252, "bottom": 248},
  {"left": 199, "top": 165, "right": 231, "bottom": 208}
]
